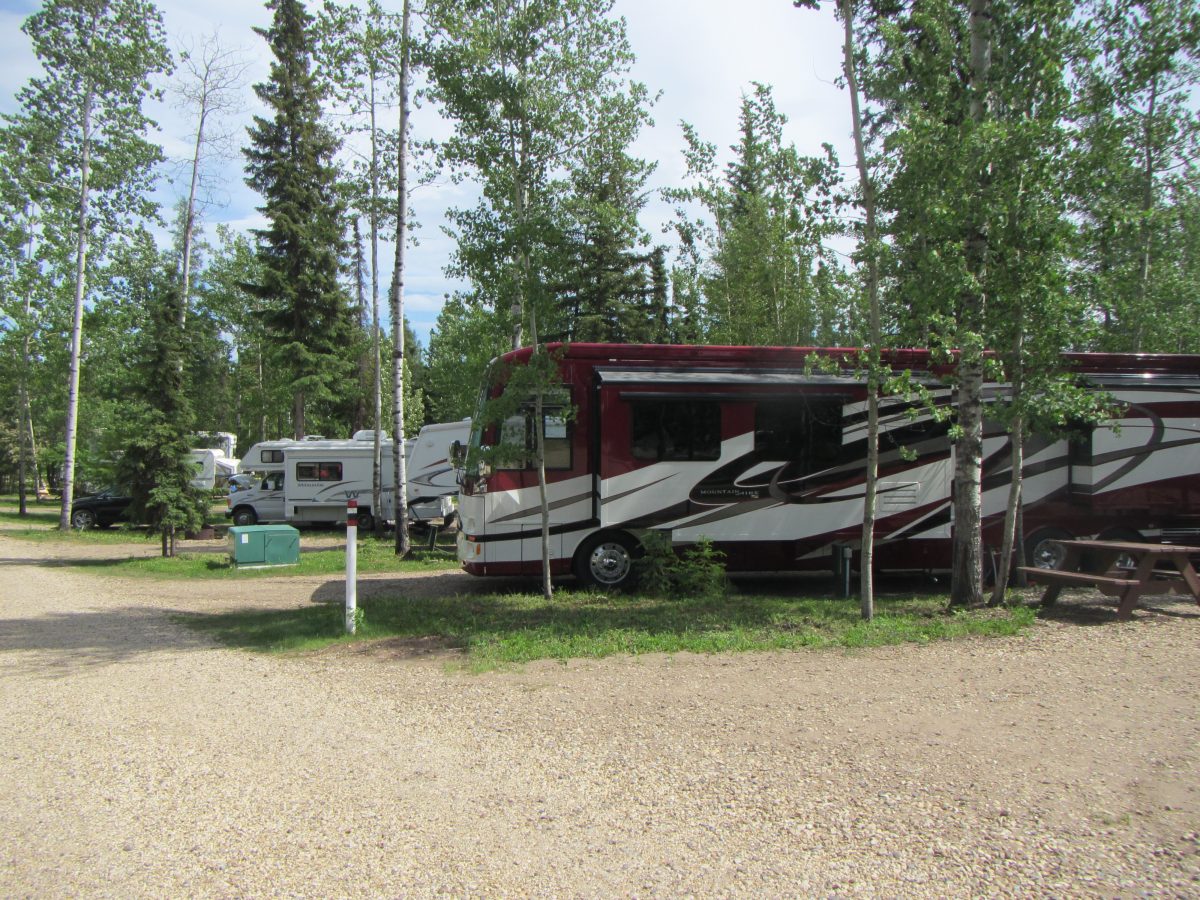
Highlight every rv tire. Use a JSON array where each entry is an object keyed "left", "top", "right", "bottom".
[
  {"left": 1025, "top": 527, "right": 1073, "bottom": 570},
  {"left": 1092, "top": 527, "right": 1145, "bottom": 570},
  {"left": 231, "top": 507, "right": 257, "bottom": 527},
  {"left": 356, "top": 511, "right": 374, "bottom": 533},
  {"left": 574, "top": 531, "right": 639, "bottom": 590}
]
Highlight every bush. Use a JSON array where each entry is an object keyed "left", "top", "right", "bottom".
[{"left": 635, "top": 532, "right": 727, "bottom": 599}]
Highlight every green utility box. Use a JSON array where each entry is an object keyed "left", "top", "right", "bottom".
[{"left": 228, "top": 524, "right": 301, "bottom": 568}]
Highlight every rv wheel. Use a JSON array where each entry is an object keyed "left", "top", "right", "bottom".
[
  {"left": 232, "top": 507, "right": 257, "bottom": 527},
  {"left": 574, "top": 531, "right": 639, "bottom": 589},
  {"left": 356, "top": 511, "right": 374, "bottom": 533},
  {"left": 1025, "top": 527, "right": 1073, "bottom": 570},
  {"left": 1094, "top": 527, "right": 1145, "bottom": 571}
]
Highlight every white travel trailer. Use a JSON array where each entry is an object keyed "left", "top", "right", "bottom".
[
  {"left": 228, "top": 424, "right": 468, "bottom": 530},
  {"left": 188, "top": 448, "right": 239, "bottom": 491},
  {"left": 406, "top": 419, "right": 470, "bottom": 526}
]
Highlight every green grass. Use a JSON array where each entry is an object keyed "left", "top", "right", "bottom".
[
  {"left": 179, "top": 588, "right": 1038, "bottom": 667},
  {"left": 0, "top": 502, "right": 163, "bottom": 544},
  {"left": 110, "top": 540, "right": 459, "bottom": 579}
]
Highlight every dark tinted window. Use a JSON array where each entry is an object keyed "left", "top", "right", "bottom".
[
  {"left": 296, "top": 462, "right": 343, "bottom": 481},
  {"left": 261, "top": 449, "right": 284, "bottom": 464},
  {"left": 631, "top": 399, "right": 721, "bottom": 461},
  {"left": 755, "top": 398, "right": 843, "bottom": 474}
]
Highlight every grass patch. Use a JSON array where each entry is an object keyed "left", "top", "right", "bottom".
[
  {"left": 179, "top": 587, "right": 1038, "bottom": 664},
  {"left": 67, "top": 537, "right": 459, "bottom": 579}
]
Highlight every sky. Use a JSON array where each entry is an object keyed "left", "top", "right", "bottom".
[{"left": 0, "top": 0, "right": 855, "bottom": 347}]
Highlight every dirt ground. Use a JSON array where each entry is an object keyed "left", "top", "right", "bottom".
[{"left": 1, "top": 531, "right": 1198, "bottom": 898}]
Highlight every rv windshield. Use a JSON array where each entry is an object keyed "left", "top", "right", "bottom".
[{"left": 462, "top": 363, "right": 496, "bottom": 477}]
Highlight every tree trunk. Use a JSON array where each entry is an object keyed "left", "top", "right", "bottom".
[
  {"left": 1132, "top": 72, "right": 1159, "bottom": 353},
  {"left": 839, "top": 0, "right": 880, "bottom": 620},
  {"left": 59, "top": 86, "right": 95, "bottom": 530},
  {"left": 369, "top": 68, "right": 384, "bottom": 537},
  {"left": 18, "top": 207, "right": 35, "bottom": 517},
  {"left": 390, "top": 0, "right": 412, "bottom": 557},
  {"left": 950, "top": 0, "right": 992, "bottom": 606}
]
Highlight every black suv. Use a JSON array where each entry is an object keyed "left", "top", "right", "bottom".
[{"left": 71, "top": 487, "right": 134, "bottom": 529}]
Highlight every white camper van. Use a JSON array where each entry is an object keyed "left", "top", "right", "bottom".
[
  {"left": 226, "top": 423, "right": 468, "bottom": 531},
  {"left": 227, "top": 434, "right": 394, "bottom": 530}
]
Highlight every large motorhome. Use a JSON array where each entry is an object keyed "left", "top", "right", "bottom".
[
  {"left": 455, "top": 343, "right": 1200, "bottom": 588},
  {"left": 229, "top": 423, "right": 470, "bottom": 530}
]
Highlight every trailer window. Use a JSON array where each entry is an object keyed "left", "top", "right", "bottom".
[
  {"left": 260, "top": 449, "right": 283, "bottom": 464},
  {"left": 755, "top": 398, "right": 843, "bottom": 473},
  {"left": 295, "top": 462, "right": 343, "bottom": 481},
  {"left": 630, "top": 399, "right": 721, "bottom": 461}
]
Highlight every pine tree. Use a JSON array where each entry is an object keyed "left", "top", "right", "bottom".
[
  {"left": 117, "top": 261, "right": 206, "bottom": 558},
  {"left": 244, "top": 0, "right": 354, "bottom": 439}
]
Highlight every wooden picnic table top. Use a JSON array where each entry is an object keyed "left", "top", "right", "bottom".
[{"left": 1050, "top": 539, "right": 1200, "bottom": 556}]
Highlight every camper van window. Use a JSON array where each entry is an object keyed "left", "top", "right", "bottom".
[
  {"left": 755, "top": 398, "right": 843, "bottom": 474},
  {"left": 261, "top": 449, "right": 284, "bottom": 464},
  {"left": 296, "top": 462, "right": 343, "bottom": 481},
  {"left": 630, "top": 399, "right": 721, "bottom": 462}
]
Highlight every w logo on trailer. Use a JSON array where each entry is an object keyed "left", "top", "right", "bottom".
[{"left": 343, "top": 490, "right": 361, "bottom": 499}]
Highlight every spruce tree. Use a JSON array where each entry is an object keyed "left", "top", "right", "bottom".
[
  {"left": 118, "top": 262, "right": 206, "bottom": 558},
  {"left": 244, "top": 0, "right": 354, "bottom": 438}
]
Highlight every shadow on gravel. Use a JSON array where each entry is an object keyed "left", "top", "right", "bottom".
[
  {"left": 1036, "top": 594, "right": 1200, "bottom": 626},
  {"left": 0, "top": 605, "right": 216, "bottom": 676}
]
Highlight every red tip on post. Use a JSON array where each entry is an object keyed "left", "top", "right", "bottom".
[{"left": 347, "top": 498, "right": 358, "bottom": 528}]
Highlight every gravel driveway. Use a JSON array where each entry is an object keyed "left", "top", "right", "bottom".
[{"left": 1, "top": 533, "right": 1198, "bottom": 897}]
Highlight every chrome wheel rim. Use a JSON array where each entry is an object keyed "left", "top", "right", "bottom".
[{"left": 588, "top": 541, "right": 632, "bottom": 586}]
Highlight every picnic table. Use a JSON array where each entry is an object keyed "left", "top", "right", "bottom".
[{"left": 1017, "top": 539, "right": 1200, "bottom": 619}]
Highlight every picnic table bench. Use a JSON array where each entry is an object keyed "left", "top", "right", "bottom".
[{"left": 1017, "top": 539, "right": 1200, "bottom": 619}]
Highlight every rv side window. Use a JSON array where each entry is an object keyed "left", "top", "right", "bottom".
[
  {"left": 755, "top": 398, "right": 843, "bottom": 473},
  {"left": 261, "top": 449, "right": 284, "bottom": 464},
  {"left": 630, "top": 399, "right": 721, "bottom": 461},
  {"left": 296, "top": 462, "right": 343, "bottom": 481}
]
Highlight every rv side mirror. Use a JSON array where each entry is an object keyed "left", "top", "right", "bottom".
[{"left": 449, "top": 439, "right": 465, "bottom": 468}]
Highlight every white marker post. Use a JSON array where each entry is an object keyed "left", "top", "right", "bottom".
[{"left": 345, "top": 498, "right": 358, "bottom": 634}]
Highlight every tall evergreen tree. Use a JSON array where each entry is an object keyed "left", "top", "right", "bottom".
[
  {"left": 116, "top": 256, "right": 206, "bottom": 558},
  {"left": 244, "top": 0, "right": 354, "bottom": 439}
]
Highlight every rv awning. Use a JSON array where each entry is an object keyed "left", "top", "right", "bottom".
[{"left": 596, "top": 366, "right": 865, "bottom": 388}]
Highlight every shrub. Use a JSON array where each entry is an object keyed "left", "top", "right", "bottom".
[{"left": 635, "top": 532, "right": 727, "bottom": 599}]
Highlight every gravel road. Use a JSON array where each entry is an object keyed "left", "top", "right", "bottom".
[{"left": 1, "top": 532, "right": 1198, "bottom": 898}]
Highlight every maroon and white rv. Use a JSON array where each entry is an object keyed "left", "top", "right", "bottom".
[{"left": 454, "top": 343, "right": 1200, "bottom": 588}]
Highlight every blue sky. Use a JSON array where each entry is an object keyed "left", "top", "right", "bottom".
[{"left": 0, "top": 0, "right": 854, "bottom": 347}]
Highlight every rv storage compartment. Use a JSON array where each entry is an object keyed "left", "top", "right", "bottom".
[{"left": 229, "top": 524, "right": 300, "bottom": 568}]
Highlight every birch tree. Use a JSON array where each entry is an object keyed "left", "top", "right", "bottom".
[
  {"left": 427, "top": 0, "right": 650, "bottom": 596},
  {"left": 9, "top": 0, "right": 171, "bottom": 529},
  {"left": 171, "top": 31, "right": 250, "bottom": 329}
]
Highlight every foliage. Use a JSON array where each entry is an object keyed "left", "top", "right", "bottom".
[
  {"left": 243, "top": 0, "right": 356, "bottom": 439},
  {"left": 665, "top": 83, "right": 847, "bottom": 346},
  {"left": 115, "top": 256, "right": 207, "bottom": 555},
  {"left": 635, "top": 531, "right": 728, "bottom": 599}
]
